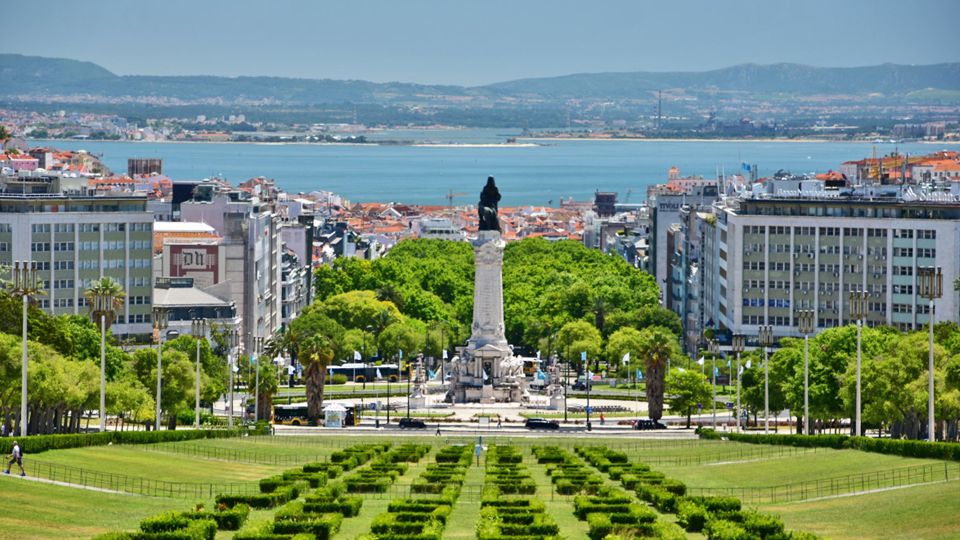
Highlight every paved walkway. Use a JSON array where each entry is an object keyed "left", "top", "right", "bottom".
[{"left": 3, "top": 472, "right": 136, "bottom": 495}]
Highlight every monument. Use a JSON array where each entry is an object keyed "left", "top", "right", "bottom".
[{"left": 446, "top": 177, "right": 530, "bottom": 403}]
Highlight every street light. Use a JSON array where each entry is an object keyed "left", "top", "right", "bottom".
[
  {"left": 758, "top": 325, "right": 774, "bottom": 434},
  {"left": 191, "top": 316, "right": 207, "bottom": 429},
  {"left": 708, "top": 339, "right": 720, "bottom": 429},
  {"left": 152, "top": 306, "right": 169, "bottom": 431},
  {"left": 917, "top": 266, "right": 943, "bottom": 442},
  {"left": 226, "top": 329, "right": 239, "bottom": 428},
  {"left": 731, "top": 334, "right": 745, "bottom": 432},
  {"left": 848, "top": 290, "right": 868, "bottom": 436},
  {"left": 253, "top": 336, "right": 264, "bottom": 422},
  {"left": 11, "top": 261, "right": 40, "bottom": 437},
  {"left": 796, "top": 309, "right": 815, "bottom": 436}
]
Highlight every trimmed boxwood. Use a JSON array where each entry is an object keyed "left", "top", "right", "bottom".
[
  {"left": 0, "top": 427, "right": 262, "bottom": 456},
  {"left": 271, "top": 513, "right": 343, "bottom": 540},
  {"left": 181, "top": 504, "right": 250, "bottom": 531}
]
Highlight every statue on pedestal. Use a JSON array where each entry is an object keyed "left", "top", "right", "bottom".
[{"left": 478, "top": 176, "right": 501, "bottom": 232}]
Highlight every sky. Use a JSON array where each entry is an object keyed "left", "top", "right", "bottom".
[{"left": 4, "top": 0, "right": 959, "bottom": 86}]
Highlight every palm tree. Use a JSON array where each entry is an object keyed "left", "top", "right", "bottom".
[
  {"left": 84, "top": 277, "right": 126, "bottom": 329},
  {"left": 299, "top": 334, "right": 337, "bottom": 422},
  {"left": 636, "top": 326, "right": 682, "bottom": 421}
]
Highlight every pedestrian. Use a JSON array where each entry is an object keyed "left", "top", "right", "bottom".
[
  {"left": 497, "top": 416, "right": 502, "bottom": 429},
  {"left": 600, "top": 412, "right": 605, "bottom": 425},
  {"left": 435, "top": 423, "right": 441, "bottom": 436},
  {"left": 5, "top": 440, "right": 24, "bottom": 476}
]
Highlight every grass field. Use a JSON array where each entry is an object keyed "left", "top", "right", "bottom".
[
  {"left": 0, "top": 475, "right": 190, "bottom": 539},
  {"left": 34, "top": 445, "right": 286, "bottom": 484},
  {"left": 765, "top": 481, "right": 960, "bottom": 539},
  {"left": 7, "top": 434, "right": 960, "bottom": 539},
  {"left": 659, "top": 449, "right": 943, "bottom": 489}
]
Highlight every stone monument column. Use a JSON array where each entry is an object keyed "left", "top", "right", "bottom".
[{"left": 468, "top": 230, "right": 509, "bottom": 352}]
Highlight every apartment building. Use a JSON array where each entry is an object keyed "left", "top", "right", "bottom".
[
  {"left": 0, "top": 171, "right": 154, "bottom": 340},
  {"left": 703, "top": 189, "right": 960, "bottom": 342}
]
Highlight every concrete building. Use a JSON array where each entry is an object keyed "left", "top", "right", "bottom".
[
  {"left": 153, "top": 276, "right": 239, "bottom": 339},
  {"left": 649, "top": 180, "right": 719, "bottom": 296},
  {"left": 0, "top": 171, "right": 154, "bottom": 340},
  {"left": 180, "top": 189, "right": 282, "bottom": 352},
  {"left": 700, "top": 187, "right": 960, "bottom": 343}
]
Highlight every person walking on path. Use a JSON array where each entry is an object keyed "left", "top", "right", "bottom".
[
  {"left": 599, "top": 413, "right": 605, "bottom": 425},
  {"left": 5, "top": 441, "right": 24, "bottom": 476},
  {"left": 435, "top": 423, "right": 442, "bottom": 436},
  {"left": 497, "top": 416, "right": 502, "bottom": 429}
]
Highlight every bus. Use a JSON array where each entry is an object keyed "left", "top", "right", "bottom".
[{"left": 272, "top": 403, "right": 362, "bottom": 426}]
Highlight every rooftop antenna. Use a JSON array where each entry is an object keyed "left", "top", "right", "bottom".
[{"left": 656, "top": 90, "right": 662, "bottom": 131}]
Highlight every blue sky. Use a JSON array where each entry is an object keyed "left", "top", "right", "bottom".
[{"left": 4, "top": 0, "right": 958, "bottom": 85}]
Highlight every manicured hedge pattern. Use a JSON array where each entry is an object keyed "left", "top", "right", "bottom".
[
  {"left": 93, "top": 504, "right": 248, "bottom": 540},
  {"left": 531, "top": 446, "right": 604, "bottom": 495},
  {"left": 478, "top": 445, "right": 559, "bottom": 539},
  {"left": 359, "top": 445, "right": 469, "bottom": 540}
]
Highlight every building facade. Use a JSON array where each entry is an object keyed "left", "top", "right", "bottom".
[{"left": 0, "top": 172, "right": 154, "bottom": 340}]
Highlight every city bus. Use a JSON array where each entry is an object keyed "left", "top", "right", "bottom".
[{"left": 272, "top": 403, "right": 362, "bottom": 426}]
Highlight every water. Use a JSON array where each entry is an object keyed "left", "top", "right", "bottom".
[{"left": 32, "top": 134, "right": 942, "bottom": 206}]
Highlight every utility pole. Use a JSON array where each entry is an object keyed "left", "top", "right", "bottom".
[
  {"left": 796, "top": 310, "right": 815, "bottom": 435},
  {"left": 848, "top": 292, "right": 868, "bottom": 436},
  {"left": 758, "top": 325, "right": 774, "bottom": 434},
  {"left": 918, "top": 267, "right": 943, "bottom": 442},
  {"left": 708, "top": 340, "right": 720, "bottom": 429},
  {"left": 731, "top": 334, "right": 745, "bottom": 432}
]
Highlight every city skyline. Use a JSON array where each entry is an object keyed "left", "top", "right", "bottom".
[{"left": 3, "top": 0, "right": 958, "bottom": 86}]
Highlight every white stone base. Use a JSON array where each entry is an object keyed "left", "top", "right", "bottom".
[
  {"left": 409, "top": 396, "right": 428, "bottom": 409},
  {"left": 549, "top": 395, "right": 565, "bottom": 411}
]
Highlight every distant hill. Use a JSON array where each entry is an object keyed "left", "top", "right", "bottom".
[{"left": 2, "top": 53, "right": 959, "bottom": 105}]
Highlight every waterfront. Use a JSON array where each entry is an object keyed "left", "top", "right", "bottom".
[{"left": 34, "top": 134, "right": 938, "bottom": 206}]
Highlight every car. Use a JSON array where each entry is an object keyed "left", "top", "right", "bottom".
[
  {"left": 525, "top": 418, "right": 560, "bottom": 430},
  {"left": 572, "top": 380, "right": 592, "bottom": 391},
  {"left": 398, "top": 417, "right": 427, "bottom": 429},
  {"left": 633, "top": 418, "right": 667, "bottom": 430}
]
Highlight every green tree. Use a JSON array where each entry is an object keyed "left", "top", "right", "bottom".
[
  {"left": 606, "top": 327, "right": 644, "bottom": 378},
  {"left": 556, "top": 320, "right": 602, "bottom": 371},
  {"left": 320, "top": 290, "right": 402, "bottom": 331},
  {"left": 665, "top": 368, "right": 712, "bottom": 428},
  {"left": 288, "top": 307, "right": 345, "bottom": 422},
  {"left": 635, "top": 326, "right": 682, "bottom": 421}
]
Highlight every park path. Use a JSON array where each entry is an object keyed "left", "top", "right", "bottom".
[
  {"left": 792, "top": 478, "right": 959, "bottom": 503},
  {"left": 3, "top": 473, "right": 137, "bottom": 496}
]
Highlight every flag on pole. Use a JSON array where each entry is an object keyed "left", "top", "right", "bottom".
[
  {"left": 738, "top": 365, "right": 744, "bottom": 375},
  {"left": 622, "top": 352, "right": 631, "bottom": 366},
  {"left": 442, "top": 349, "right": 448, "bottom": 359},
  {"left": 714, "top": 366, "right": 720, "bottom": 378},
  {"left": 726, "top": 359, "right": 731, "bottom": 368},
  {"left": 354, "top": 350, "right": 362, "bottom": 361},
  {"left": 746, "top": 360, "right": 752, "bottom": 369},
  {"left": 376, "top": 368, "right": 383, "bottom": 379},
  {"left": 232, "top": 364, "right": 240, "bottom": 373},
  {"left": 636, "top": 369, "right": 643, "bottom": 381},
  {"left": 251, "top": 354, "right": 257, "bottom": 365},
  {"left": 580, "top": 351, "right": 587, "bottom": 361},
  {"left": 536, "top": 350, "right": 541, "bottom": 360},
  {"left": 399, "top": 350, "right": 403, "bottom": 360},
  {"left": 697, "top": 356, "right": 705, "bottom": 366},
  {"left": 428, "top": 369, "right": 437, "bottom": 381}
]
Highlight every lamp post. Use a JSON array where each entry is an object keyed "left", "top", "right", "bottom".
[
  {"left": 708, "top": 339, "right": 719, "bottom": 429},
  {"left": 758, "top": 325, "right": 774, "bottom": 434},
  {"left": 848, "top": 291, "right": 868, "bottom": 436},
  {"left": 796, "top": 310, "right": 815, "bottom": 435},
  {"left": 253, "top": 336, "right": 264, "bottom": 422},
  {"left": 191, "top": 317, "right": 207, "bottom": 429},
  {"left": 731, "top": 334, "right": 745, "bottom": 432},
  {"left": 11, "top": 261, "right": 40, "bottom": 437},
  {"left": 153, "top": 306, "right": 169, "bottom": 431},
  {"left": 226, "top": 329, "right": 239, "bottom": 428},
  {"left": 917, "top": 266, "right": 943, "bottom": 442}
]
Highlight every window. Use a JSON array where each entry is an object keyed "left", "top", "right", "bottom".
[
  {"left": 893, "top": 266, "right": 914, "bottom": 276},
  {"left": 31, "top": 224, "right": 51, "bottom": 234},
  {"left": 916, "top": 248, "right": 935, "bottom": 259},
  {"left": 894, "top": 229, "right": 914, "bottom": 239},
  {"left": 918, "top": 230, "right": 936, "bottom": 240},
  {"left": 79, "top": 224, "right": 100, "bottom": 233},
  {"left": 54, "top": 242, "right": 74, "bottom": 252},
  {"left": 31, "top": 242, "right": 50, "bottom": 252},
  {"left": 54, "top": 224, "right": 75, "bottom": 233},
  {"left": 893, "top": 247, "right": 914, "bottom": 258}
]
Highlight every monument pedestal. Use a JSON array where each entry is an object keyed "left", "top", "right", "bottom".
[
  {"left": 445, "top": 184, "right": 529, "bottom": 405},
  {"left": 409, "top": 395, "right": 427, "bottom": 409},
  {"left": 549, "top": 395, "right": 564, "bottom": 411}
]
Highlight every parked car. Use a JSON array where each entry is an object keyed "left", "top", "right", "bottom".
[
  {"left": 633, "top": 418, "right": 667, "bottom": 430},
  {"left": 398, "top": 417, "right": 427, "bottom": 429},
  {"left": 572, "top": 380, "right": 592, "bottom": 391},
  {"left": 525, "top": 418, "right": 560, "bottom": 430}
]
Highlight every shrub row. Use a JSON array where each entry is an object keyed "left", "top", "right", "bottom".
[
  {"left": 342, "top": 444, "right": 427, "bottom": 493},
  {"left": 0, "top": 427, "right": 264, "bottom": 455},
  {"left": 360, "top": 447, "right": 467, "bottom": 540},
  {"left": 533, "top": 447, "right": 605, "bottom": 495},
  {"left": 697, "top": 428, "right": 960, "bottom": 461},
  {"left": 478, "top": 449, "right": 559, "bottom": 540},
  {"left": 303, "top": 481, "right": 364, "bottom": 517},
  {"left": 575, "top": 446, "right": 630, "bottom": 472},
  {"left": 93, "top": 504, "right": 249, "bottom": 540}
]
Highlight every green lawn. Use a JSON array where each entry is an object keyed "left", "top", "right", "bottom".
[
  {"left": 0, "top": 475, "right": 192, "bottom": 539},
  {"left": 34, "top": 445, "right": 286, "bottom": 484},
  {"left": 659, "top": 449, "right": 942, "bottom": 489},
  {"left": 764, "top": 481, "right": 960, "bottom": 539}
]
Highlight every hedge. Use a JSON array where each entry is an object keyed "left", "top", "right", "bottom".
[
  {"left": 0, "top": 427, "right": 264, "bottom": 455},
  {"left": 697, "top": 428, "right": 960, "bottom": 461},
  {"left": 217, "top": 483, "right": 302, "bottom": 509}
]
